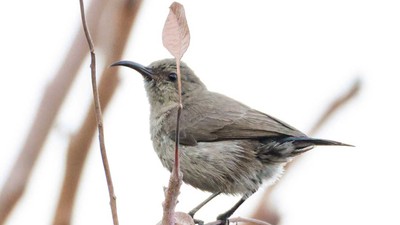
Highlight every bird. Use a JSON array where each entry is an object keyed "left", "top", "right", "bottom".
[{"left": 111, "top": 58, "right": 351, "bottom": 224}]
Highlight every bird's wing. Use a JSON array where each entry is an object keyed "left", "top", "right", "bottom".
[{"left": 166, "top": 92, "right": 306, "bottom": 146}]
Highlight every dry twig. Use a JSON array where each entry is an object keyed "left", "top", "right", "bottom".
[
  {"left": 161, "top": 2, "right": 191, "bottom": 225},
  {"left": 53, "top": 1, "right": 143, "bottom": 224},
  {"left": 79, "top": 0, "right": 119, "bottom": 224}
]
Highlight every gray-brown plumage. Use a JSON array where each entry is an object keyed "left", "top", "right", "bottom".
[{"left": 111, "top": 59, "right": 351, "bottom": 224}]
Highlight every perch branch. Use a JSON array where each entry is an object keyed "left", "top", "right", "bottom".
[
  {"left": 161, "top": 2, "right": 190, "bottom": 225},
  {"left": 205, "top": 217, "right": 272, "bottom": 225}
]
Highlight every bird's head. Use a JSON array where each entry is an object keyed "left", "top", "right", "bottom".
[{"left": 111, "top": 58, "right": 206, "bottom": 107}]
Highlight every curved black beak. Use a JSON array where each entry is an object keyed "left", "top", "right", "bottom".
[{"left": 111, "top": 60, "right": 153, "bottom": 80}]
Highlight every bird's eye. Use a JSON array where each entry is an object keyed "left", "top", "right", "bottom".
[{"left": 168, "top": 72, "right": 177, "bottom": 82}]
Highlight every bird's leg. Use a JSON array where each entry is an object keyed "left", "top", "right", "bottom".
[
  {"left": 189, "top": 192, "right": 221, "bottom": 224},
  {"left": 216, "top": 194, "right": 250, "bottom": 225}
]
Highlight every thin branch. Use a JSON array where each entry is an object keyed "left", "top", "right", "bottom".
[
  {"left": 229, "top": 217, "right": 273, "bottom": 225},
  {"left": 52, "top": 66, "right": 120, "bottom": 225},
  {"left": 161, "top": 60, "right": 184, "bottom": 225},
  {"left": 205, "top": 217, "right": 272, "bottom": 225},
  {"left": 174, "top": 59, "right": 182, "bottom": 176},
  {"left": 53, "top": 1, "right": 143, "bottom": 224},
  {"left": 161, "top": 2, "right": 190, "bottom": 225},
  {"left": 79, "top": 0, "right": 118, "bottom": 224},
  {"left": 161, "top": 172, "right": 183, "bottom": 225}
]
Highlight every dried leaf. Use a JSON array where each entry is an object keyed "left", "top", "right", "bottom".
[
  {"left": 162, "top": 2, "right": 190, "bottom": 60},
  {"left": 174, "top": 212, "right": 195, "bottom": 225}
]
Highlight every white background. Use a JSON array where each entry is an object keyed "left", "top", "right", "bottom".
[{"left": 1, "top": 0, "right": 399, "bottom": 225}]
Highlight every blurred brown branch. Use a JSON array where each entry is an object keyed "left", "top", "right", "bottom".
[
  {"left": 309, "top": 79, "right": 361, "bottom": 135},
  {"left": 0, "top": 1, "right": 108, "bottom": 224},
  {"left": 245, "top": 78, "right": 361, "bottom": 225},
  {"left": 0, "top": 1, "right": 143, "bottom": 225},
  {"left": 53, "top": 1, "right": 143, "bottom": 225}
]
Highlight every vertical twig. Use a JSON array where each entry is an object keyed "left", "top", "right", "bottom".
[
  {"left": 79, "top": 0, "right": 118, "bottom": 224},
  {"left": 161, "top": 2, "right": 190, "bottom": 224},
  {"left": 53, "top": 66, "right": 120, "bottom": 225},
  {"left": 53, "top": 1, "right": 143, "bottom": 224},
  {"left": 174, "top": 59, "right": 183, "bottom": 176}
]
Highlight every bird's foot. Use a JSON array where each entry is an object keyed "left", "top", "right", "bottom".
[
  {"left": 216, "top": 214, "right": 229, "bottom": 225},
  {"left": 193, "top": 218, "right": 204, "bottom": 225}
]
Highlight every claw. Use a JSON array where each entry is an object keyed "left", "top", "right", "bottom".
[{"left": 193, "top": 218, "right": 204, "bottom": 225}]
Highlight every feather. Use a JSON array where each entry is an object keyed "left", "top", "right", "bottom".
[{"left": 166, "top": 91, "right": 306, "bottom": 145}]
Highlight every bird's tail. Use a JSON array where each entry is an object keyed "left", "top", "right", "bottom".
[
  {"left": 282, "top": 136, "right": 353, "bottom": 148},
  {"left": 258, "top": 136, "right": 353, "bottom": 163},
  {"left": 280, "top": 136, "right": 353, "bottom": 155}
]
